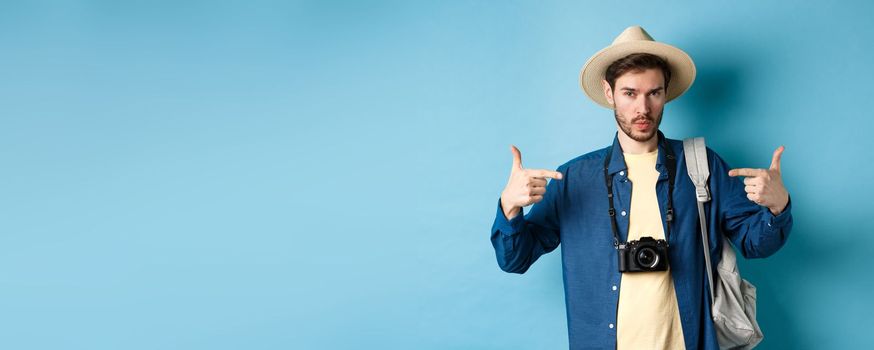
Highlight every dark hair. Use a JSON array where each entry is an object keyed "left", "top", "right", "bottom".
[{"left": 604, "top": 53, "right": 671, "bottom": 91}]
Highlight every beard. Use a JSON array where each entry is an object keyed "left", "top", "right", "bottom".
[{"left": 614, "top": 108, "right": 663, "bottom": 142}]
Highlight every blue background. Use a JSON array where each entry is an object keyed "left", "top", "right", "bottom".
[{"left": 1, "top": 1, "right": 871, "bottom": 349}]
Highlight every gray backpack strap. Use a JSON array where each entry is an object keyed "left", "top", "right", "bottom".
[{"left": 683, "top": 137, "right": 715, "bottom": 307}]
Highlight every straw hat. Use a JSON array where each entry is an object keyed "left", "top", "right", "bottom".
[{"left": 579, "top": 26, "right": 696, "bottom": 109}]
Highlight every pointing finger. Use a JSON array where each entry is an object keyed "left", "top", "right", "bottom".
[
  {"left": 529, "top": 169, "right": 563, "bottom": 180},
  {"left": 728, "top": 168, "right": 764, "bottom": 177},
  {"left": 770, "top": 145, "right": 784, "bottom": 172}
]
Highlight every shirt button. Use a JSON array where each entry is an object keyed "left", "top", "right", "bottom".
[
  {"left": 621, "top": 210, "right": 627, "bottom": 216},
  {"left": 612, "top": 285, "right": 617, "bottom": 291},
  {"left": 619, "top": 171, "right": 625, "bottom": 176},
  {"left": 609, "top": 323, "right": 615, "bottom": 329}
]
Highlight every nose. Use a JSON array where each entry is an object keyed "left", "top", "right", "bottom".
[{"left": 635, "top": 95, "right": 651, "bottom": 116}]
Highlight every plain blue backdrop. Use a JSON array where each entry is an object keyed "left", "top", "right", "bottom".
[{"left": 1, "top": 1, "right": 871, "bottom": 349}]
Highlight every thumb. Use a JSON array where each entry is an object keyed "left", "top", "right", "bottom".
[
  {"left": 770, "top": 145, "right": 784, "bottom": 171},
  {"left": 510, "top": 145, "right": 523, "bottom": 170}
]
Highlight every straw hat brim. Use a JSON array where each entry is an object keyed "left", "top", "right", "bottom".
[{"left": 580, "top": 40, "right": 696, "bottom": 109}]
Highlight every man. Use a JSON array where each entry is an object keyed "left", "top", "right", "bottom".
[{"left": 490, "top": 26, "right": 792, "bottom": 349}]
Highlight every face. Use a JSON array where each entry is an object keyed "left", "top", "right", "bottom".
[{"left": 602, "top": 68, "right": 667, "bottom": 143}]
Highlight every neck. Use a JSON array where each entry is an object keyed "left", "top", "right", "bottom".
[{"left": 617, "top": 127, "right": 659, "bottom": 154}]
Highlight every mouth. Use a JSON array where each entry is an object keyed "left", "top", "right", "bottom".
[{"left": 632, "top": 120, "right": 652, "bottom": 130}]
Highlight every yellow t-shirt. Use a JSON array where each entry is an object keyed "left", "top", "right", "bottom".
[{"left": 616, "top": 149, "right": 686, "bottom": 350}]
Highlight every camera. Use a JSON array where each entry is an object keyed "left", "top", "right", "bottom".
[{"left": 618, "top": 236, "right": 669, "bottom": 272}]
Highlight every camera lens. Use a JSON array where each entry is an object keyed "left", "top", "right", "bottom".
[{"left": 636, "top": 247, "right": 660, "bottom": 268}]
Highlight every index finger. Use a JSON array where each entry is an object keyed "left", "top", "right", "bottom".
[
  {"left": 728, "top": 168, "right": 764, "bottom": 177},
  {"left": 529, "top": 169, "right": 563, "bottom": 180}
]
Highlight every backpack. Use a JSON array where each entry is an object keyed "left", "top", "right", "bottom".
[{"left": 683, "top": 137, "right": 764, "bottom": 350}]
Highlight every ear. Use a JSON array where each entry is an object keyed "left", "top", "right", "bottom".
[{"left": 601, "top": 79, "right": 615, "bottom": 107}]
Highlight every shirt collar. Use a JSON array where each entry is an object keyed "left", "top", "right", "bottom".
[{"left": 606, "top": 130, "right": 670, "bottom": 180}]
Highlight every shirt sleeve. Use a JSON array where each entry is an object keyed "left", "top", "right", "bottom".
[
  {"left": 489, "top": 165, "right": 565, "bottom": 274},
  {"left": 711, "top": 149, "right": 793, "bottom": 259}
]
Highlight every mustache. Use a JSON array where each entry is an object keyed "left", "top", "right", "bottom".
[{"left": 631, "top": 116, "right": 654, "bottom": 123}]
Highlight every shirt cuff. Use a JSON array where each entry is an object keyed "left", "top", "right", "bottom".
[
  {"left": 493, "top": 197, "right": 526, "bottom": 236},
  {"left": 765, "top": 194, "right": 792, "bottom": 228}
]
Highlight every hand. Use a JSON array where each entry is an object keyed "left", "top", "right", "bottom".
[
  {"left": 728, "top": 146, "right": 790, "bottom": 216},
  {"left": 500, "top": 145, "right": 563, "bottom": 220}
]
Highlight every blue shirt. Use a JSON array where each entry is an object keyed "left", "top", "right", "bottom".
[{"left": 490, "top": 131, "right": 793, "bottom": 349}]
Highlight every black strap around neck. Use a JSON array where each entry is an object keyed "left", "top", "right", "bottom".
[{"left": 603, "top": 136, "right": 676, "bottom": 248}]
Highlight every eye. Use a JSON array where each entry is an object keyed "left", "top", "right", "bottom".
[
  {"left": 649, "top": 90, "right": 662, "bottom": 96},
  {"left": 624, "top": 91, "right": 635, "bottom": 97}
]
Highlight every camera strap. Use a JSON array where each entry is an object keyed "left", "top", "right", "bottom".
[{"left": 603, "top": 133, "right": 677, "bottom": 249}]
